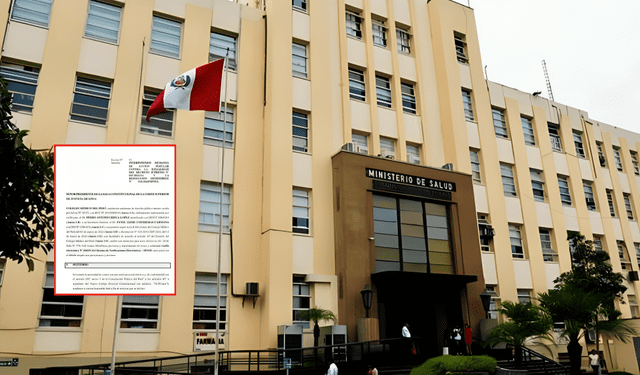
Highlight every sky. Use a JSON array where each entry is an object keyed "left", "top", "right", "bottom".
[{"left": 455, "top": 0, "right": 640, "bottom": 133}]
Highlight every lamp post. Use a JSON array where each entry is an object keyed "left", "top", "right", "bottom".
[
  {"left": 361, "top": 285, "right": 373, "bottom": 318},
  {"left": 479, "top": 289, "right": 492, "bottom": 319}
]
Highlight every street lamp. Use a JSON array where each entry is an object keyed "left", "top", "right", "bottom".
[
  {"left": 361, "top": 285, "right": 373, "bottom": 318},
  {"left": 479, "top": 288, "right": 492, "bottom": 319}
]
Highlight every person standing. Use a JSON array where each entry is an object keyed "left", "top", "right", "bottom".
[
  {"left": 588, "top": 350, "right": 600, "bottom": 374},
  {"left": 327, "top": 362, "right": 338, "bottom": 375},
  {"left": 368, "top": 364, "right": 378, "bottom": 375},
  {"left": 402, "top": 323, "right": 411, "bottom": 338}
]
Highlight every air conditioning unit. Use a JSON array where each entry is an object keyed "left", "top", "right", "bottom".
[
  {"left": 442, "top": 163, "right": 454, "bottom": 170},
  {"left": 341, "top": 142, "right": 360, "bottom": 153},
  {"left": 246, "top": 282, "right": 259, "bottom": 295},
  {"left": 479, "top": 224, "right": 495, "bottom": 239},
  {"left": 380, "top": 150, "right": 394, "bottom": 159}
]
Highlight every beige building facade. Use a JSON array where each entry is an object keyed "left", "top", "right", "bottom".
[{"left": 1, "top": 0, "right": 640, "bottom": 373}]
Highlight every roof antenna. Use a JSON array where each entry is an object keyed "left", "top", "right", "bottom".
[{"left": 542, "top": 60, "right": 554, "bottom": 101}]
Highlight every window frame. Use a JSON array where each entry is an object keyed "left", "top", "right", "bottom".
[
  {"left": 292, "top": 42, "right": 308, "bottom": 79},
  {"left": 548, "top": 123, "right": 562, "bottom": 152},
  {"left": 624, "top": 194, "right": 634, "bottom": 220},
  {"left": 521, "top": 116, "right": 535, "bottom": 145},
  {"left": 530, "top": 169, "right": 545, "bottom": 202},
  {"left": 345, "top": 11, "right": 362, "bottom": 39},
  {"left": 150, "top": 15, "right": 182, "bottom": 59},
  {"left": 10, "top": 0, "right": 53, "bottom": 28},
  {"left": 539, "top": 229, "right": 557, "bottom": 262},
  {"left": 84, "top": 0, "right": 122, "bottom": 44},
  {"left": 292, "top": 276, "right": 311, "bottom": 328},
  {"left": 198, "top": 181, "right": 231, "bottom": 233},
  {"left": 39, "top": 263, "right": 84, "bottom": 328},
  {"left": 500, "top": 163, "right": 516, "bottom": 197},
  {"left": 292, "top": 110, "right": 309, "bottom": 153},
  {"left": 631, "top": 151, "right": 640, "bottom": 175},
  {"left": 400, "top": 82, "right": 416, "bottom": 114},
  {"left": 210, "top": 32, "right": 237, "bottom": 70},
  {"left": 348, "top": 67, "right": 366, "bottom": 102},
  {"left": 292, "top": 0, "right": 307, "bottom": 12},
  {"left": 140, "top": 90, "right": 174, "bottom": 137},
  {"left": 492, "top": 108, "right": 508, "bottom": 138},
  {"left": 193, "top": 273, "right": 228, "bottom": 331},
  {"left": 573, "top": 131, "right": 585, "bottom": 158},
  {"left": 120, "top": 295, "right": 160, "bottom": 329},
  {"left": 375, "top": 75, "right": 392, "bottom": 108},
  {"left": 0, "top": 62, "right": 40, "bottom": 113},
  {"left": 470, "top": 150, "right": 481, "bottom": 184},
  {"left": 597, "top": 143, "right": 607, "bottom": 167},
  {"left": 613, "top": 147, "right": 623, "bottom": 171},
  {"left": 462, "top": 90, "right": 474, "bottom": 122},
  {"left": 69, "top": 76, "right": 111, "bottom": 126},
  {"left": 371, "top": 19, "right": 387, "bottom": 47},
  {"left": 509, "top": 224, "right": 524, "bottom": 259},
  {"left": 406, "top": 143, "right": 420, "bottom": 164},
  {"left": 557, "top": 176, "right": 572, "bottom": 206},
  {"left": 293, "top": 188, "right": 310, "bottom": 234},
  {"left": 583, "top": 181, "right": 596, "bottom": 211},
  {"left": 352, "top": 133, "right": 368, "bottom": 154},
  {"left": 607, "top": 190, "right": 616, "bottom": 217},
  {"left": 618, "top": 242, "right": 631, "bottom": 270},
  {"left": 396, "top": 27, "right": 410, "bottom": 54},
  {"left": 204, "top": 106, "right": 234, "bottom": 148},
  {"left": 380, "top": 137, "right": 395, "bottom": 158},
  {"left": 454, "top": 34, "right": 467, "bottom": 63}
]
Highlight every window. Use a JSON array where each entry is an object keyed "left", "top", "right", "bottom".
[
  {"left": 11, "top": 0, "right": 52, "bottom": 27},
  {"left": 39, "top": 263, "right": 84, "bottom": 327},
  {"left": 618, "top": 242, "right": 631, "bottom": 270},
  {"left": 558, "top": 176, "right": 572, "bottom": 206},
  {"left": 629, "top": 295, "right": 639, "bottom": 318},
  {"left": 509, "top": 224, "right": 524, "bottom": 259},
  {"left": 624, "top": 194, "right": 634, "bottom": 220},
  {"left": 613, "top": 147, "right": 623, "bottom": 171},
  {"left": 348, "top": 68, "right": 365, "bottom": 101},
  {"left": 293, "top": 189, "right": 310, "bottom": 234},
  {"left": 530, "top": 169, "right": 545, "bottom": 202},
  {"left": 492, "top": 108, "right": 508, "bottom": 138},
  {"left": 346, "top": 11, "right": 362, "bottom": 39},
  {"left": 375, "top": 76, "right": 391, "bottom": 108},
  {"left": 292, "top": 42, "right": 307, "bottom": 78},
  {"left": 352, "top": 133, "right": 368, "bottom": 154},
  {"left": 193, "top": 273, "right": 227, "bottom": 330},
  {"left": 120, "top": 296, "right": 159, "bottom": 329},
  {"left": 500, "top": 163, "right": 516, "bottom": 197},
  {"left": 454, "top": 34, "right": 467, "bottom": 63},
  {"left": 607, "top": 190, "right": 616, "bottom": 217},
  {"left": 292, "top": 111, "right": 309, "bottom": 153},
  {"left": 593, "top": 237, "right": 603, "bottom": 252},
  {"left": 548, "top": 123, "right": 562, "bottom": 152},
  {"left": 210, "top": 32, "right": 237, "bottom": 70},
  {"left": 517, "top": 290, "right": 531, "bottom": 304},
  {"left": 573, "top": 132, "right": 585, "bottom": 158},
  {"left": 470, "top": 150, "right": 481, "bottom": 183},
  {"left": 204, "top": 107, "right": 234, "bottom": 147},
  {"left": 199, "top": 181, "right": 231, "bottom": 233},
  {"left": 401, "top": 82, "right": 416, "bottom": 114},
  {"left": 597, "top": 143, "right": 606, "bottom": 167},
  {"left": 396, "top": 27, "right": 410, "bottom": 53},
  {"left": 478, "top": 215, "right": 491, "bottom": 252},
  {"left": 372, "top": 19, "right": 386, "bottom": 47},
  {"left": 462, "top": 90, "right": 474, "bottom": 121},
  {"left": 150, "top": 16, "right": 181, "bottom": 58},
  {"left": 380, "top": 137, "right": 395, "bottom": 158},
  {"left": 292, "top": 0, "right": 306, "bottom": 12},
  {"left": 85, "top": 1, "right": 121, "bottom": 43},
  {"left": 634, "top": 243, "right": 640, "bottom": 263},
  {"left": 485, "top": 286, "right": 500, "bottom": 319},
  {"left": 583, "top": 182, "right": 596, "bottom": 211},
  {"left": 521, "top": 117, "right": 535, "bottom": 145},
  {"left": 69, "top": 76, "right": 111, "bottom": 126},
  {"left": 0, "top": 63, "right": 39, "bottom": 113},
  {"left": 406, "top": 143, "right": 420, "bottom": 164},
  {"left": 631, "top": 152, "right": 640, "bottom": 175},
  {"left": 141, "top": 91, "right": 174, "bottom": 137},
  {"left": 540, "top": 229, "right": 557, "bottom": 262},
  {"left": 293, "top": 276, "right": 310, "bottom": 327}
]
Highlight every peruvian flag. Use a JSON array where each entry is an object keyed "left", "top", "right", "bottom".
[{"left": 146, "top": 59, "right": 224, "bottom": 121}]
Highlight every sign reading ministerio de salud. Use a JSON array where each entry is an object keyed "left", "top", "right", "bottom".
[{"left": 366, "top": 168, "right": 456, "bottom": 201}]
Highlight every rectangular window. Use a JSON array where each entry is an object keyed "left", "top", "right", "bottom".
[
  {"left": 210, "top": 32, "right": 237, "bottom": 70},
  {"left": 292, "top": 0, "right": 307, "bottom": 12},
  {"left": 530, "top": 169, "right": 545, "bottom": 202},
  {"left": 509, "top": 224, "right": 524, "bottom": 259},
  {"left": 618, "top": 242, "right": 631, "bottom": 270},
  {"left": 470, "top": 150, "right": 481, "bottom": 183},
  {"left": 292, "top": 111, "right": 309, "bottom": 153},
  {"left": 584, "top": 182, "right": 596, "bottom": 211},
  {"left": 406, "top": 143, "right": 420, "bottom": 164},
  {"left": 372, "top": 19, "right": 387, "bottom": 47},
  {"left": 478, "top": 216, "right": 491, "bottom": 252},
  {"left": 454, "top": 34, "right": 467, "bottom": 63},
  {"left": 293, "top": 189, "right": 310, "bottom": 234},
  {"left": 85, "top": 1, "right": 121, "bottom": 44},
  {"left": 558, "top": 176, "right": 572, "bottom": 206},
  {"left": 540, "top": 229, "right": 556, "bottom": 262},
  {"left": 517, "top": 289, "right": 531, "bottom": 304},
  {"left": 613, "top": 147, "right": 623, "bottom": 171},
  {"left": 492, "top": 109, "right": 508, "bottom": 138},
  {"left": 150, "top": 16, "right": 181, "bottom": 58},
  {"left": 380, "top": 137, "right": 395, "bottom": 158},
  {"left": 573, "top": 131, "right": 585, "bottom": 158},
  {"left": 346, "top": 11, "right": 362, "bottom": 39},
  {"left": 548, "top": 123, "right": 562, "bottom": 152},
  {"left": 629, "top": 295, "right": 639, "bottom": 318},
  {"left": 39, "top": 263, "right": 84, "bottom": 327},
  {"left": 485, "top": 286, "right": 500, "bottom": 319},
  {"left": 69, "top": 76, "right": 111, "bottom": 126},
  {"left": 462, "top": 90, "right": 474, "bottom": 121},
  {"left": 376, "top": 76, "right": 391, "bottom": 108},
  {"left": 597, "top": 143, "right": 606, "bottom": 167},
  {"left": 141, "top": 91, "right": 174, "bottom": 137},
  {"left": 204, "top": 107, "right": 234, "bottom": 148},
  {"left": 401, "top": 82, "right": 416, "bottom": 114},
  {"left": 396, "top": 27, "right": 410, "bottom": 53},
  {"left": 500, "top": 163, "right": 516, "bottom": 197},
  {"left": 293, "top": 276, "right": 311, "bottom": 328},
  {"left": 292, "top": 42, "right": 307, "bottom": 78},
  {"left": 11, "top": 0, "right": 53, "bottom": 27},
  {"left": 631, "top": 152, "right": 640, "bottom": 175},
  {"left": 120, "top": 295, "right": 159, "bottom": 329},
  {"left": 0, "top": 63, "right": 40, "bottom": 113},
  {"left": 624, "top": 194, "right": 634, "bottom": 220},
  {"left": 635, "top": 243, "right": 640, "bottom": 264},
  {"left": 521, "top": 117, "right": 535, "bottom": 145},
  {"left": 199, "top": 181, "right": 231, "bottom": 233},
  {"left": 352, "top": 133, "right": 368, "bottom": 154},
  {"left": 593, "top": 237, "right": 603, "bottom": 252},
  {"left": 348, "top": 68, "right": 365, "bottom": 101},
  {"left": 193, "top": 273, "right": 227, "bottom": 330},
  {"left": 607, "top": 190, "right": 616, "bottom": 217}
]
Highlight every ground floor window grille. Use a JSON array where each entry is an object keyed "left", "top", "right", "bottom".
[{"left": 193, "top": 273, "right": 227, "bottom": 330}]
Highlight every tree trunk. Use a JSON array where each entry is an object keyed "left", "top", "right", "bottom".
[
  {"left": 514, "top": 345, "right": 523, "bottom": 366},
  {"left": 313, "top": 322, "right": 320, "bottom": 347},
  {"left": 567, "top": 340, "right": 582, "bottom": 375}
]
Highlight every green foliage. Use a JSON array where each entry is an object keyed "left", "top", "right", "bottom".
[
  {"left": 538, "top": 285, "right": 601, "bottom": 343},
  {"left": 0, "top": 78, "right": 54, "bottom": 270},
  {"left": 484, "top": 301, "right": 553, "bottom": 348},
  {"left": 297, "top": 307, "right": 336, "bottom": 326},
  {"left": 410, "top": 355, "right": 496, "bottom": 375}
]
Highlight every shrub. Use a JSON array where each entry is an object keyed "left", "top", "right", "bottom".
[{"left": 410, "top": 355, "right": 497, "bottom": 375}]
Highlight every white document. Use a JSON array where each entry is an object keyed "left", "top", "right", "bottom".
[{"left": 54, "top": 145, "right": 176, "bottom": 295}]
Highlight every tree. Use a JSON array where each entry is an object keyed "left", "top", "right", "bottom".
[
  {"left": 298, "top": 307, "right": 337, "bottom": 347},
  {"left": 0, "top": 78, "right": 54, "bottom": 270}
]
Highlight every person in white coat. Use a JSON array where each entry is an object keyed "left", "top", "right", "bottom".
[
  {"left": 402, "top": 323, "right": 411, "bottom": 338},
  {"left": 327, "top": 362, "right": 338, "bottom": 375}
]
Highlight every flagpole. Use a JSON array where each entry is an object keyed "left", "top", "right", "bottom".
[
  {"left": 214, "top": 48, "right": 230, "bottom": 375},
  {"left": 110, "top": 295, "right": 123, "bottom": 375}
]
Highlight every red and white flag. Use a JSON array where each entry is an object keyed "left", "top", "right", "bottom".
[{"left": 146, "top": 59, "right": 224, "bottom": 121}]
